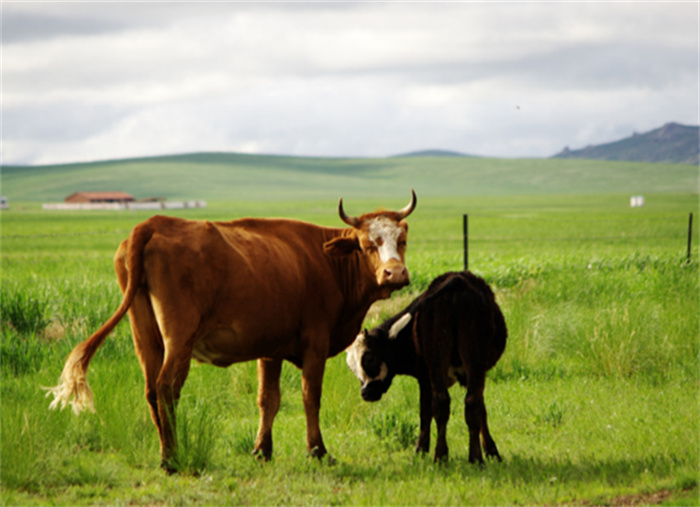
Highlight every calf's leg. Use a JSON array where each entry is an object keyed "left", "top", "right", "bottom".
[
  {"left": 415, "top": 380, "right": 432, "bottom": 454},
  {"left": 480, "top": 402, "right": 501, "bottom": 461},
  {"left": 464, "top": 368, "right": 503, "bottom": 464},
  {"left": 432, "top": 387, "right": 451, "bottom": 462}
]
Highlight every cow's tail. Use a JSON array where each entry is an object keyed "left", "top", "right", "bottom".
[{"left": 45, "top": 222, "right": 154, "bottom": 414}]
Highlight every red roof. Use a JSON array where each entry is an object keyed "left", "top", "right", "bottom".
[{"left": 65, "top": 191, "right": 135, "bottom": 203}]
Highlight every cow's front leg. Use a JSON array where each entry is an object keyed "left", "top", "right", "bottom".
[
  {"left": 253, "top": 358, "right": 282, "bottom": 461},
  {"left": 301, "top": 347, "right": 329, "bottom": 460},
  {"left": 416, "top": 379, "right": 432, "bottom": 454}
]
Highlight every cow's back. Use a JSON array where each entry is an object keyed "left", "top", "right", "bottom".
[
  {"left": 414, "top": 271, "right": 506, "bottom": 372},
  {"left": 134, "top": 215, "right": 348, "bottom": 365}
]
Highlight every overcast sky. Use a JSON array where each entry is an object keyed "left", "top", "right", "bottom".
[{"left": 2, "top": 1, "right": 698, "bottom": 166}]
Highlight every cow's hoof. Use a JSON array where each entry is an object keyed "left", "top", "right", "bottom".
[
  {"left": 252, "top": 447, "right": 272, "bottom": 462},
  {"left": 308, "top": 445, "right": 334, "bottom": 464},
  {"left": 161, "top": 459, "right": 178, "bottom": 475}
]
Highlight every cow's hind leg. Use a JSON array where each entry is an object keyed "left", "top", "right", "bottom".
[
  {"left": 127, "top": 293, "right": 165, "bottom": 450},
  {"left": 421, "top": 310, "right": 451, "bottom": 462},
  {"left": 415, "top": 379, "right": 432, "bottom": 454},
  {"left": 431, "top": 385, "right": 451, "bottom": 462},
  {"left": 480, "top": 399, "right": 501, "bottom": 462},
  {"left": 115, "top": 248, "right": 166, "bottom": 459},
  {"left": 155, "top": 348, "right": 192, "bottom": 473},
  {"left": 253, "top": 358, "right": 282, "bottom": 461},
  {"left": 463, "top": 368, "right": 501, "bottom": 464}
]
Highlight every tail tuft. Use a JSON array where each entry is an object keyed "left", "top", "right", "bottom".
[{"left": 44, "top": 351, "right": 96, "bottom": 414}]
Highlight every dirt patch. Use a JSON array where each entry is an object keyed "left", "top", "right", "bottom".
[{"left": 583, "top": 486, "right": 699, "bottom": 507}]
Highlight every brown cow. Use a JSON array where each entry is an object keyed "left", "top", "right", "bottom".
[
  {"left": 47, "top": 191, "right": 416, "bottom": 472},
  {"left": 346, "top": 271, "right": 506, "bottom": 464}
]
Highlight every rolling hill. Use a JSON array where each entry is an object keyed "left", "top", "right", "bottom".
[
  {"left": 552, "top": 122, "right": 699, "bottom": 164},
  {"left": 391, "top": 149, "right": 475, "bottom": 158},
  {"left": 2, "top": 153, "right": 697, "bottom": 203}
]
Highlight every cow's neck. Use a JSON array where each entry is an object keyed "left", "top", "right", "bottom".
[
  {"left": 326, "top": 229, "right": 386, "bottom": 353},
  {"left": 390, "top": 330, "right": 420, "bottom": 377}
]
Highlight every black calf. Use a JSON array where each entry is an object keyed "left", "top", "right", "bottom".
[{"left": 346, "top": 271, "right": 507, "bottom": 463}]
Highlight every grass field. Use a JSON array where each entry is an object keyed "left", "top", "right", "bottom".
[
  {"left": 1, "top": 155, "right": 699, "bottom": 506},
  {"left": 2, "top": 153, "right": 697, "bottom": 202}
]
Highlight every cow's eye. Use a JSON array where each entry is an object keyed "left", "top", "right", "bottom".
[{"left": 361, "top": 352, "right": 381, "bottom": 378}]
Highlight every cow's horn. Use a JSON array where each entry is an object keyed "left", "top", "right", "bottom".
[
  {"left": 396, "top": 189, "right": 417, "bottom": 220},
  {"left": 388, "top": 313, "right": 412, "bottom": 339},
  {"left": 338, "top": 198, "right": 360, "bottom": 227}
]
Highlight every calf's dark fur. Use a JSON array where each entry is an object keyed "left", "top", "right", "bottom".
[{"left": 346, "top": 271, "right": 507, "bottom": 463}]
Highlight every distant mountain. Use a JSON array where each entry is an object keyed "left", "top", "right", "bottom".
[
  {"left": 552, "top": 123, "right": 699, "bottom": 164},
  {"left": 392, "top": 149, "right": 475, "bottom": 158}
]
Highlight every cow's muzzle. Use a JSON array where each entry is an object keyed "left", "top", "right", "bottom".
[
  {"left": 378, "top": 264, "right": 410, "bottom": 288},
  {"left": 361, "top": 380, "right": 390, "bottom": 402}
]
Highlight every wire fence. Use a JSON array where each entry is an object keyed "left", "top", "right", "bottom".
[{"left": 462, "top": 213, "right": 696, "bottom": 269}]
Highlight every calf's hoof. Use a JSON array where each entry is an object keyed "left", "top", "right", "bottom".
[
  {"left": 468, "top": 454, "right": 486, "bottom": 466},
  {"left": 485, "top": 443, "right": 502, "bottom": 462},
  {"left": 433, "top": 451, "right": 449, "bottom": 463}
]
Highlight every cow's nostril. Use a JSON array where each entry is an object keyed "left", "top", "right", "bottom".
[{"left": 384, "top": 269, "right": 392, "bottom": 278}]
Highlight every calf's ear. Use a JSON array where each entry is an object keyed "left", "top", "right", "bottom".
[
  {"left": 323, "top": 236, "right": 360, "bottom": 256},
  {"left": 388, "top": 313, "right": 412, "bottom": 339}
]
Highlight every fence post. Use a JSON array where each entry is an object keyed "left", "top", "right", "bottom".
[
  {"left": 463, "top": 214, "right": 468, "bottom": 271},
  {"left": 687, "top": 212, "right": 693, "bottom": 263}
]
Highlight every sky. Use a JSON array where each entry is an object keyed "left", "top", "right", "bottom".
[{"left": 2, "top": 1, "right": 698, "bottom": 166}]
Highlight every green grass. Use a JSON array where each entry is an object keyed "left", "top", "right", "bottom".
[{"left": 1, "top": 191, "right": 699, "bottom": 505}]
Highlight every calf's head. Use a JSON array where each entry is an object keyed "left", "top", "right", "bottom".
[
  {"left": 324, "top": 190, "right": 416, "bottom": 297},
  {"left": 346, "top": 313, "right": 412, "bottom": 401}
]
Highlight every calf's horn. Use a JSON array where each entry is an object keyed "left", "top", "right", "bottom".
[
  {"left": 395, "top": 189, "right": 417, "bottom": 220},
  {"left": 388, "top": 313, "right": 412, "bottom": 339}
]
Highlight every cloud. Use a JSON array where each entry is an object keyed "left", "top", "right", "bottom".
[{"left": 1, "top": 2, "right": 697, "bottom": 165}]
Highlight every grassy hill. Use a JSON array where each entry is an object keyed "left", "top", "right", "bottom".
[
  {"left": 552, "top": 122, "right": 699, "bottom": 164},
  {"left": 1, "top": 152, "right": 697, "bottom": 203}
]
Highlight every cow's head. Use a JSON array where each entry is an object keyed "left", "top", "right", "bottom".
[
  {"left": 323, "top": 190, "right": 416, "bottom": 297},
  {"left": 346, "top": 313, "right": 412, "bottom": 402}
]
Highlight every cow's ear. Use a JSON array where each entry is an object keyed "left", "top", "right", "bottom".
[
  {"left": 323, "top": 236, "right": 360, "bottom": 256},
  {"left": 388, "top": 313, "right": 412, "bottom": 339}
]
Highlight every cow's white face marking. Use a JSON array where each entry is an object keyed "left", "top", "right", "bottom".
[
  {"left": 367, "top": 216, "right": 405, "bottom": 263},
  {"left": 346, "top": 332, "right": 388, "bottom": 385}
]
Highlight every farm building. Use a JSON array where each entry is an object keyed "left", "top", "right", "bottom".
[{"left": 65, "top": 192, "right": 135, "bottom": 204}]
